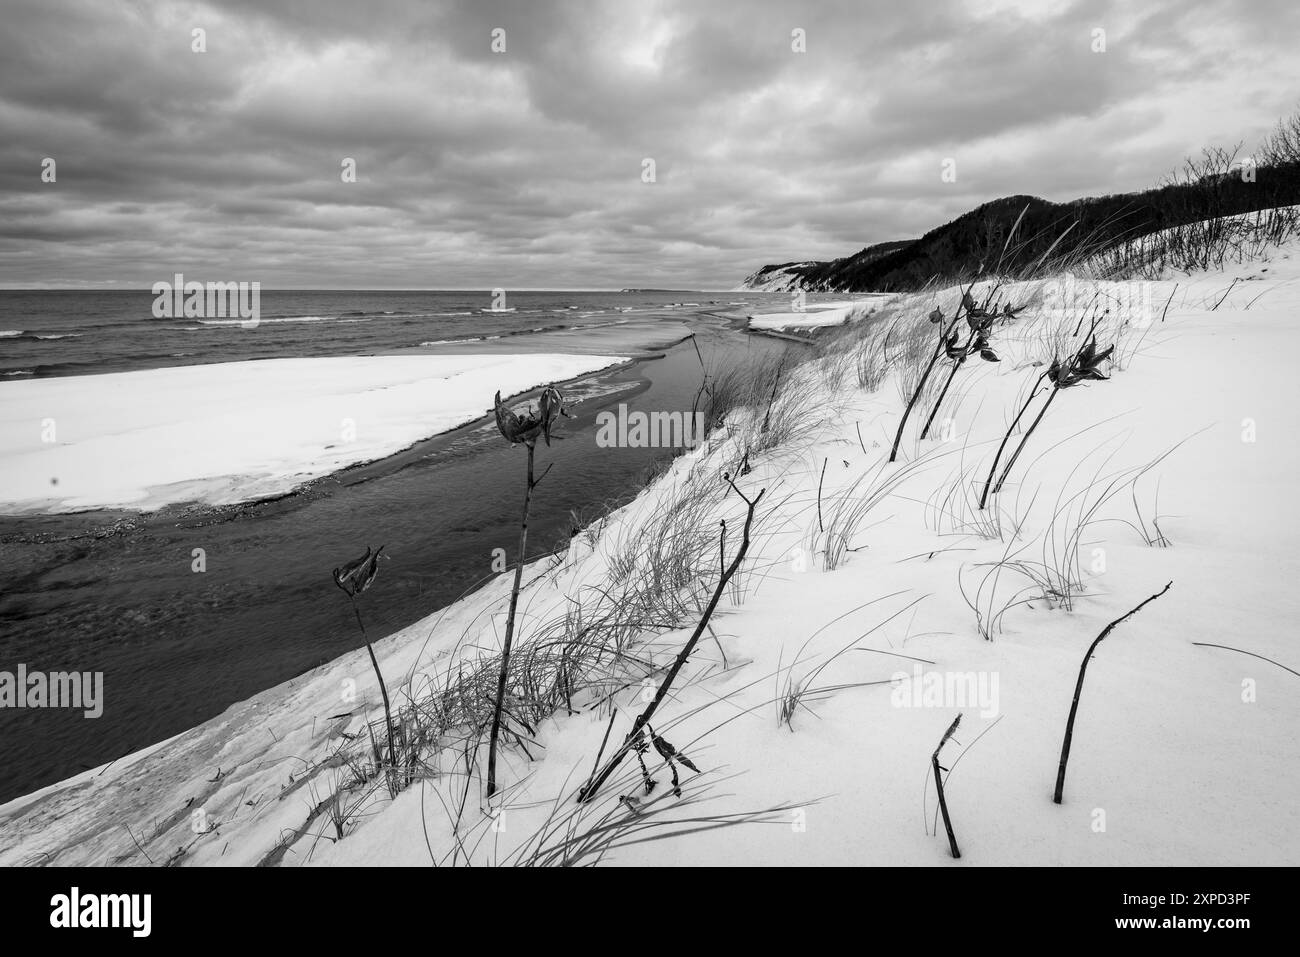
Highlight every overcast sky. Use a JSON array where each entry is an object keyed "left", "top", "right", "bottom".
[{"left": 2, "top": 0, "right": 1298, "bottom": 289}]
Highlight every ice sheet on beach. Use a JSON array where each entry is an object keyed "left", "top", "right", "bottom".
[
  {"left": 747, "top": 295, "right": 894, "bottom": 331},
  {"left": 0, "top": 354, "right": 627, "bottom": 513}
]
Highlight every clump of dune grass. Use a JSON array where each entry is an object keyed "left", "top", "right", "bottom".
[
  {"left": 300, "top": 666, "right": 816, "bottom": 866},
  {"left": 703, "top": 349, "right": 795, "bottom": 436},
  {"left": 776, "top": 593, "right": 927, "bottom": 730},
  {"left": 957, "top": 525, "right": 1045, "bottom": 642},
  {"left": 512, "top": 771, "right": 806, "bottom": 866},
  {"left": 811, "top": 450, "right": 941, "bottom": 571},
  {"left": 960, "top": 438, "right": 1190, "bottom": 639},
  {"left": 924, "top": 450, "right": 1035, "bottom": 545},
  {"left": 855, "top": 325, "right": 894, "bottom": 393}
]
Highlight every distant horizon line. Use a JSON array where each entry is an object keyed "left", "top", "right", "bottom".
[{"left": 0, "top": 285, "right": 757, "bottom": 294}]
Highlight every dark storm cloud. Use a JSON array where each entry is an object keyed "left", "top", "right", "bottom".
[{"left": 1, "top": 0, "right": 1298, "bottom": 287}]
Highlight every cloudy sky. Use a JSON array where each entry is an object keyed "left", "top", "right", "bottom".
[{"left": 2, "top": 0, "right": 1298, "bottom": 289}]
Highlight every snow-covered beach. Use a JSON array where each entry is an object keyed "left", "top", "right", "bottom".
[
  {"left": 746, "top": 295, "right": 895, "bottom": 333},
  {"left": 5, "top": 236, "right": 1297, "bottom": 867},
  {"left": 0, "top": 353, "right": 629, "bottom": 513}
]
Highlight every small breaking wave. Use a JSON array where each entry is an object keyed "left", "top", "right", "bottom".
[
  {"left": 0, "top": 331, "right": 81, "bottom": 341},
  {"left": 419, "top": 335, "right": 504, "bottom": 346},
  {"left": 197, "top": 315, "right": 329, "bottom": 325}
]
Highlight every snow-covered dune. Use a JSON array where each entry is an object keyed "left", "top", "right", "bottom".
[
  {"left": 4, "top": 238, "right": 1299, "bottom": 867},
  {"left": 0, "top": 354, "right": 627, "bottom": 514}
]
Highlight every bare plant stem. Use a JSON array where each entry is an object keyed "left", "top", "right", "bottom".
[
  {"left": 689, "top": 334, "right": 709, "bottom": 426},
  {"left": 760, "top": 364, "right": 784, "bottom": 437},
  {"left": 1212, "top": 276, "right": 1241, "bottom": 311},
  {"left": 1159, "top": 283, "right": 1179, "bottom": 323},
  {"left": 1190, "top": 642, "right": 1299, "bottom": 679},
  {"left": 817, "top": 457, "right": 827, "bottom": 532},
  {"left": 919, "top": 347, "right": 968, "bottom": 442},
  {"left": 932, "top": 714, "right": 962, "bottom": 858},
  {"left": 889, "top": 323, "right": 953, "bottom": 463},
  {"left": 1054, "top": 581, "right": 1172, "bottom": 804},
  {"left": 486, "top": 441, "right": 537, "bottom": 799},
  {"left": 979, "top": 372, "right": 1048, "bottom": 509},
  {"left": 351, "top": 599, "right": 397, "bottom": 773},
  {"left": 577, "top": 480, "right": 766, "bottom": 802},
  {"left": 992, "top": 381, "right": 1061, "bottom": 495}
]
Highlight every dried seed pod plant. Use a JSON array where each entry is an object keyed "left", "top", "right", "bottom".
[
  {"left": 332, "top": 545, "right": 398, "bottom": 777},
  {"left": 979, "top": 313, "right": 1116, "bottom": 507},
  {"left": 916, "top": 293, "right": 1012, "bottom": 443},
  {"left": 486, "top": 385, "right": 569, "bottom": 799}
]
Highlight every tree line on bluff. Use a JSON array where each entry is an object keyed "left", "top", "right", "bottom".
[{"left": 753, "top": 110, "right": 1300, "bottom": 292}]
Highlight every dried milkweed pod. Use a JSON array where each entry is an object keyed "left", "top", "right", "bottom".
[
  {"left": 492, "top": 384, "right": 568, "bottom": 447},
  {"left": 538, "top": 385, "right": 566, "bottom": 445},
  {"left": 332, "top": 544, "right": 396, "bottom": 780},
  {"left": 333, "top": 545, "right": 385, "bottom": 597},
  {"left": 973, "top": 331, "right": 999, "bottom": 362},
  {"left": 1073, "top": 337, "right": 1114, "bottom": 380},
  {"left": 1048, "top": 337, "right": 1114, "bottom": 387},
  {"left": 648, "top": 724, "right": 699, "bottom": 798},
  {"left": 967, "top": 305, "right": 997, "bottom": 333}
]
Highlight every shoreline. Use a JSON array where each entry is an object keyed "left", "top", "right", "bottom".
[
  {"left": 0, "top": 352, "right": 650, "bottom": 527},
  {"left": 0, "top": 352, "right": 638, "bottom": 517}
]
